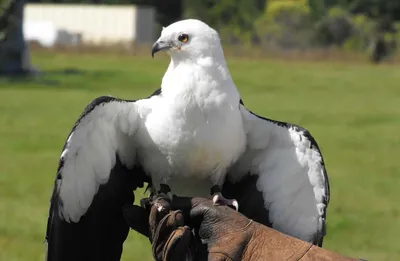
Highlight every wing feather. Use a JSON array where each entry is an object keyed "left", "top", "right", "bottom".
[
  {"left": 229, "top": 103, "right": 330, "bottom": 246},
  {"left": 45, "top": 94, "right": 155, "bottom": 261},
  {"left": 57, "top": 98, "right": 139, "bottom": 223}
]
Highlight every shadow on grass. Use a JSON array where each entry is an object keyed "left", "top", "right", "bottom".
[{"left": 0, "top": 68, "right": 118, "bottom": 90}]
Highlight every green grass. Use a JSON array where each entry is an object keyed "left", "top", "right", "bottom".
[{"left": 1, "top": 50, "right": 400, "bottom": 261}]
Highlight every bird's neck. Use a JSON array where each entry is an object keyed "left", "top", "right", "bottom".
[{"left": 161, "top": 55, "right": 240, "bottom": 105}]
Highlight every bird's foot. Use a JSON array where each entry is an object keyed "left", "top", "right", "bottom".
[
  {"left": 156, "top": 183, "right": 173, "bottom": 209},
  {"left": 211, "top": 185, "right": 239, "bottom": 211},
  {"left": 141, "top": 184, "right": 173, "bottom": 212},
  {"left": 212, "top": 193, "right": 239, "bottom": 211},
  {"left": 158, "top": 184, "right": 173, "bottom": 200}
]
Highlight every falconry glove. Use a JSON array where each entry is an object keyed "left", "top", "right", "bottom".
[
  {"left": 127, "top": 195, "right": 362, "bottom": 261},
  {"left": 124, "top": 196, "right": 194, "bottom": 261}
]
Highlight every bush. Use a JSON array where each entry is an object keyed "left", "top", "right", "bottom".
[
  {"left": 314, "top": 7, "right": 354, "bottom": 47},
  {"left": 254, "top": 0, "right": 315, "bottom": 50},
  {"left": 314, "top": 7, "right": 382, "bottom": 52},
  {"left": 343, "top": 13, "right": 377, "bottom": 51},
  {"left": 184, "top": 0, "right": 266, "bottom": 46},
  {"left": 254, "top": 2, "right": 399, "bottom": 57}
]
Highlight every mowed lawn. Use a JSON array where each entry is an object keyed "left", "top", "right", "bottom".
[{"left": 0, "top": 50, "right": 399, "bottom": 261}]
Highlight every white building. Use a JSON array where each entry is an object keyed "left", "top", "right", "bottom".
[{"left": 23, "top": 4, "right": 156, "bottom": 47}]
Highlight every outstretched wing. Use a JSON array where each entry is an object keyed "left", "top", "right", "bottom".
[
  {"left": 226, "top": 101, "right": 330, "bottom": 247},
  {"left": 45, "top": 93, "right": 158, "bottom": 261}
]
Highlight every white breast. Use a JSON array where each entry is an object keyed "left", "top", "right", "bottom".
[
  {"left": 137, "top": 93, "right": 246, "bottom": 189},
  {"left": 135, "top": 58, "right": 246, "bottom": 195}
]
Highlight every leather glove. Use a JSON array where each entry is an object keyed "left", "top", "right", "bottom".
[
  {"left": 125, "top": 195, "right": 362, "bottom": 261},
  {"left": 124, "top": 196, "right": 194, "bottom": 261},
  {"left": 171, "top": 196, "right": 360, "bottom": 261}
]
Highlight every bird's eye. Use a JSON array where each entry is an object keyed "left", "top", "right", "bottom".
[{"left": 178, "top": 34, "right": 189, "bottom": 43}]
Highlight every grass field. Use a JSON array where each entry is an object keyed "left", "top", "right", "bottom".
[{"left": 1, "top": 50, "right": 399, "bottom": 261}]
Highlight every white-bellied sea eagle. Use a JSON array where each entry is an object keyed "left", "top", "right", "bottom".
[{"left": 45, "top": 19, "right": 330, "bottom": 261}]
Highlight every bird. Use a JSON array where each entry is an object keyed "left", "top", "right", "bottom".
[{"left": 45, "top": 19, "right": 330, "bottom": 261}]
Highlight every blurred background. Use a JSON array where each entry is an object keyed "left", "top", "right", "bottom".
[{"left": 0, "top": 0, "right": 399, "bottom": 260}]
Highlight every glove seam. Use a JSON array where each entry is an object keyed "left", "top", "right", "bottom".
[
  {"left": 208, "top": 250, "right": 236, "bottom": 261},
  {"left": 162, "top": 226, "right": 191, "bottom": 260},
  {"left": 152, "top": 210, "right": 181, "bottom": 245},
  {"left": 208, "top": 219, "right": 254, "bottom": 242},
  {"left": 288, "top": 242, "right": 313, "bottom": 261},
  {"left": 152, "top": 212, "right": 179, "bottom": 260},
  {"left": 162, "top": 228, "right": 178, "bottom": 259}
]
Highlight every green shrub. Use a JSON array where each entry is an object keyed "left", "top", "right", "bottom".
[
  {"left": 184, "top": 0, "right": 266, "bottom": 46},
  {"left": 254, "top": 0, "right": 314, "bottom": 49},
  {"left": 314, "top": 7, "right": 354, "bottom": 47},
  {"left": 253, "top": 1, "right": 399, "bottom": 56},
  {"left": 346, "top": 14, "right": 377, "bottom": 51}
]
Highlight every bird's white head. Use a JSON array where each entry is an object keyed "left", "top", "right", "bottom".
[{"left": 151, "top": 19, "right": 224, "bottom": 62}]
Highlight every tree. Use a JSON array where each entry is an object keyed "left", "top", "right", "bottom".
[
  {"left": 0, "top": 0, "right": 35, "bottom": 75},
  {"left": 320, "top": 0, "right": 400, "bottom": 23},
  {"left": 184, "top": 0, "right": 266, "bottom": 43}
]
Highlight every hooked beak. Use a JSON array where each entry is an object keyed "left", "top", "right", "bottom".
[{"left": 151, "top": 41, "right": 172, "bottom": 58}]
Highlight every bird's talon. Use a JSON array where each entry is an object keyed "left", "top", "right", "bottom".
[
  {"left": 232, "top": 200, "right": 239, "bottom": 211},
  {"left": 158, "top": 183, "right": 171, "bottom": 194},
  {"left": 140, "top": 197, "right": 152, "bottom": 209},
  {"left": 167, "top": 191, "right": 173, "bottom": 201},
  {"left": 155, "top": 184, "right": 173, "bottom": 203},
  {"left": 212, "top": 193, "right": 239, "bottom": 211}
]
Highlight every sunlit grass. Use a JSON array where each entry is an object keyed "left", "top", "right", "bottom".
[{"left": 0, "top": 50, "right": 399, "bottom": 261}]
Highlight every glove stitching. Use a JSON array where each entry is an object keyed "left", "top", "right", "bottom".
[
  {"left": 208, "top": 250, "right": 236, "bottom": 261},
  {"left": 207, "top": 219, "right": 254, "bottom": 242},
  {"left": 153, "top": 210, "right": 187, "bottom": 261},
  {"left": 162, "top": 226, "right": 191, "bottom": 261},
  {"left": 152, "top": 212, "right": 177, "bottom": 260},
  {"left": 287, "top": 242, "right": 313, "bottom": 261},
  {"left": 153, "top": 210, "right": 181, "bottom": 244}
]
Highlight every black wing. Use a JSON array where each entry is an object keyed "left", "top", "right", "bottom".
[{"left": 45, "top": 90, "right": 161, "bottom": 261}]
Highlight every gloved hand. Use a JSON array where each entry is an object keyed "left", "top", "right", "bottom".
[
  {"left": 175, "top": 197, "right": 361, "bottom": 261},
  {"left": 126, "top": 195, "right": 360, "bottom": 261},
  {"left": 124, "top": 195, "right": 194, "bottom": 261}
]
